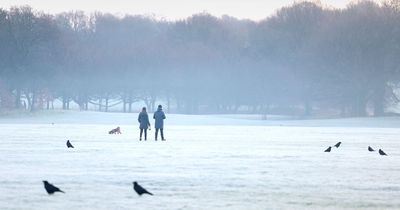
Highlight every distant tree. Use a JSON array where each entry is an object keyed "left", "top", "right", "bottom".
[
  {"left": 253, "top": 2, "right": 326, "bottom": 116},
  {"left": 0, "top": 3, "right": 399, "bottom": 117},
  {"left": 6, "top": 6, "right": 58, "bottom": 112}
]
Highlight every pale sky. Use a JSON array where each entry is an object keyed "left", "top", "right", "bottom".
[{"left": 0, "top": 0, "right": 356, "bottom": 21}]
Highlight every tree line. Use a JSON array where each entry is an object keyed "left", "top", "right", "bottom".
[{"left": 0, "top": 1, "right": 399, "bottom": 117}]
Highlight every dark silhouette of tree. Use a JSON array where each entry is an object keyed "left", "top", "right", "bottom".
[{"left": 0, "top": 2, "right": 399, "bottom": 117}]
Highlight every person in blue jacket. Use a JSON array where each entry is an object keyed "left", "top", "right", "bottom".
[
  {"left": 138, "top": 107, "right": 150, "bottom": 140},
  {"left": 153, "top": 104, "right": 166, "bottom": 141}
]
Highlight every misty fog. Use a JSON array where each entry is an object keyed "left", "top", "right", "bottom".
[{"left": 0, "top": 1, "right": 399, "bottom": 117}]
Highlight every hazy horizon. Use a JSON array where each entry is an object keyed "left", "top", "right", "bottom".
[{"left": 0, "top": 0, "right": 355, "bottom": 21}]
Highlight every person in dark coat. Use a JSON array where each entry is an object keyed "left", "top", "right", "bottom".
[
  {"left": 138, "top": 107, "right": 150, "bottom": 140},
  {"left": 153, "top": 105, "right": 166, "bottom": 141}
]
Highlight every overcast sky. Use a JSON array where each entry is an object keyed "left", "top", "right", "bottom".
[{"left": 0, "top": 0, "right": 356, "bottom": 20}]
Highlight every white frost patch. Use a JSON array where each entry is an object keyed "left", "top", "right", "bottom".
[{"left": 0, "top": 112, "right": 399, "bottom": 209}]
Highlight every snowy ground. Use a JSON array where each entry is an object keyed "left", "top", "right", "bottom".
[{"left": 0, "top": 111, "right": 400, "bottom": 209}]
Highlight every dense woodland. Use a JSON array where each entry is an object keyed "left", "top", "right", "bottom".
[{"left": 0, "top": 1, "right": 400, "bottom": 117}]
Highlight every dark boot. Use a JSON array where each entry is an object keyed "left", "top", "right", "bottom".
[{"left": 161, "top": 129, "right": 165, "bottom": 141}]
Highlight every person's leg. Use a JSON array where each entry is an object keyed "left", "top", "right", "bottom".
[
  {"left": 144, "top": 128, "right": 147, "bottom": 140},
  {"left": 140, "top": 129, "right": 143, "bottom": 140},
  {"left": 161, "top": 128, "right": 165, "bottom": 140},
  {"left": 155, "top": 128, "right": 159, "bottom": 140}
]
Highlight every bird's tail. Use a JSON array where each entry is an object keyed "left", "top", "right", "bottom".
[
  {"left": 59, "top": 190, "right": 65, "bottom": 193},
  {"left": 146, "top": 192, "right": 153, "bottom": 196}
]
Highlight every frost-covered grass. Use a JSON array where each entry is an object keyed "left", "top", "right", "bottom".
[
  {"left": 2, "top": 110, "right": 400, "bottom": 127},
  {"left": 0, "top": 111, "right": 399, "bottom": 209}
]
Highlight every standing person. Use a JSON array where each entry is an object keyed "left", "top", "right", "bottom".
[
  {"left": 153, "top": 105, "right": 166, "bottom": 141},
  {"left": 138, "top": 107, "right": 150, "bottom": 141}
]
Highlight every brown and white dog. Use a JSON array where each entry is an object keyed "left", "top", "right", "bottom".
[{"left": 109, "top": 126, "right": 121, "bottom": 134}]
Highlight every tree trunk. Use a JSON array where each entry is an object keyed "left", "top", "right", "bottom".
[
  {"left": 46, "top": 98, "right": 50, "bottom": 110},
  {"left": 15, "top": 88, "right": 21, "bottom": 109},
  {"left": 352, "top": 94, "right": 367, "bottom": 117},
  {"left": 128, "top": 94, "right": 132, "bottom": 113},
  {"left": 144, "top": 99, "right": 151, "bottom": 112},
  {"left": 26, "top": 93, "right": 32, "bottom": 111},
  {"left": 123, "top": 94, "right": 127, "bottom": 113},
  {"left": 30, "top": 91, "right": 36, "bottom": 112},
  {"left": 373, "top": 83, "right": 386, "bottom": 117},
  {"left": 62, "top": 95, "right": 68, "bottom": 110},
  {"left": 105, "top": 96, "right": 109, "bottom": 112},
  {"left": 151, "top": 99, "right": 155, "bottom": 113},
  {"left": 177, "top": 99, "right": 182, "bottom": 113},
  {"left": 98, "top": 98, "right": 102, "bottom": 112}
]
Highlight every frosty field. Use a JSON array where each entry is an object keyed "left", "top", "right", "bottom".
[{"left": 0, "top": 112, "right": 400, "bottom": 210}]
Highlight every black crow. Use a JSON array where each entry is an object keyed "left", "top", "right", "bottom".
[
  {"left": 43, "top": 181, "right": 65, "bottom": 194},
  {"left": 66, "top": 140, "right": 74, "bottom": 148},
  {"left": 133, "top": 182, "right": 153, "bottom": 196},
  {"left": 324, "top": 146, "right": 332, "bottom": 152},
  {"left": 334, "top": 142, "right": 341, "bottom": 148},
  {"left": 379, "top": 149, "right": 387, "bottom": 156},
  {"left": 368, "top": 146, "right": 375, "bottom": 152}
]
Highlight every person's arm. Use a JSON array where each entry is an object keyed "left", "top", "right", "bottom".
[
  {"left": 163, "top": 112, "right": 166, "bottom": 119},
  {"left": 138, "top": 114, "right": 141, "bottom": 123}
]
